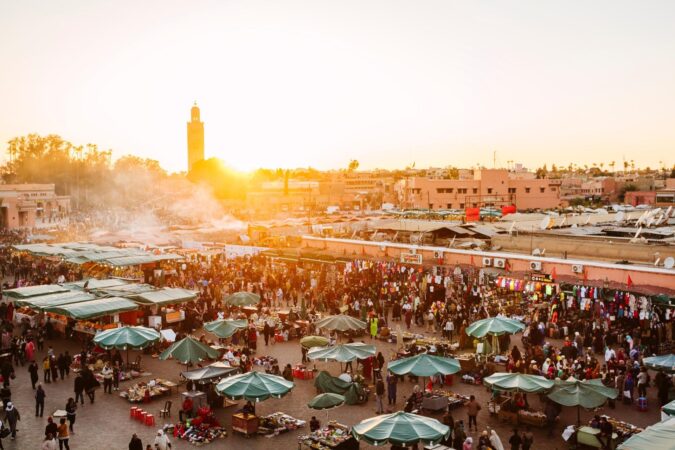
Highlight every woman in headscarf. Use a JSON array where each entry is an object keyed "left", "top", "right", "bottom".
[
  {"left": 462, "top": 436, "right": 473, "bottom": 450},
  {"left": 489, "top": 428, "right": 505, "bottom": 450},
  {"left": 153, "top": 429, "right": 171, "bottom": 450}
]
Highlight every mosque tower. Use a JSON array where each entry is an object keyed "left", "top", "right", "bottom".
[{"left": 187, "top": 102, "right": 204, "bottom": 171}]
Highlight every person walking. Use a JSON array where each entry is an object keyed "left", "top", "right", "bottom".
[
  {"left": 4, "top": 402, "right": 20, "bottom": 440},
  {"left": 73, "top": 373, "right": 85, "bottom": 405},
  {"left": 65, "top": 398, "right": 77, "bottom": 433},
  {"left": 521, "top": 427, "right": 534, "bottom": 450},
  {"left": 57, "top": 418, "right": 70, "bottom": 450},
  {"left": 386, "top": 371, "right": 397, "bottom": 405},
  {"left": 28, "top": 360, "right": 39, "bottom": 389},
  {"left": 43, "top": 357, "right": 51, "bottom": 383},
  {"left": 128, "top": 433, "right": 143, "bottom": 450},
  {"left": 0, "top": 418, "right": 4, "bottom": 450},
  {"left": 508, "top": 428, "right": 522, "bottom": 450},
  {"left": 375, "top": 374, "right": 385, "bottom": 414},
  {"left": 466, "top": 395, "right": 481, "bottom": 432},
  {"left": 101, "top": 363, "right": 113, "bottom": 394},
  {"left": 35, "top": 383, "right": 46, "bottom": 417},
  {"left": 153, "top": 429, "right": 172, "bottom": 450},
  {"left": 41, "top": 433, "right": 57, "bottom": 450}
]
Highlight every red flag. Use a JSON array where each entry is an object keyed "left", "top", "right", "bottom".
[
  {"left": 551, "top": 267, "right": 557, "bottom": 281},
  {"left": 627, "top": 274, "right": 633, "bottom": 288}
]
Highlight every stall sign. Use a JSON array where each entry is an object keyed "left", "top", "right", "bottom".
[
  {"left": 400, "top": 253, "right": 422, "bottom": 265},
  {"left": 165, "top": 311, "right": 182, "bottom": 323},
  {"left": 530, "top": 273, "right": 553, "bottom": 283}
]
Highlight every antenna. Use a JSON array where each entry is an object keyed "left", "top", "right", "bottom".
[{"left": 664, "top": 257, "right": 675, "bottom": 269}]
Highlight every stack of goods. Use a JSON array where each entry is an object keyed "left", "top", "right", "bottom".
[
  {"left": 120, "top": 379, "right": 170, "bottom": 402},
  {"left": 602, "top": 417, "right": 643, "bottom": 441},
  {"left": 172, "top": 408, "right": 227, "bottom": 445},
  {"left": 298, "top": 421, "right": 355, "bottom": 450},
  {"left": 253, "top": 356, "right": 278, "bottom": 367},
  {"left": 253, "top": 315, "right": 282, "bottom": 331},
  {"left": 518, "top": 409, "right": 547, "bottom": 427},
  {"left": 258, "top": 412, "right": 306, "bottom": 436},
  {"left": 429, "top": 389, "right": 470, "bottom": 409}
]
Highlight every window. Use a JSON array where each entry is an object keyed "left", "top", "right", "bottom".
[
  {"left": 540, "top": 187, "right": 545, "bottom": 193},
  {"left": 472, "top": 203, "right": 478, "bottom": 207},
  {"left": 457, "top": 188, "right": 467, "bottom": 194},
  {"left": 447, "top": 188, "right": 453, "bottom": 193},
  {"left": 429, "top": 204, "right": 434, "bottom": 209},
  {"left": 472, "top": 188, "right": 478, "bottom": 194},
  {"left": 487, "top": 188, "right": 493, "bottom": 194},
  {"left": 459, "top": 203, "right": 465, "bottom": 208},
  {"left": 508, "top": 188, "right": 516, "bottom": 194},
  {"left": 447, "top": 203, "right": 452, "bottom": 208},
  {"left": 436, "top": 188, "right": 455, "bottom": 194},
  {"left": 525, "top": 187, "right": 531, "bottom": 193},
  {"left": 550, "top": 187, "right": 556, "bottom": 192}
]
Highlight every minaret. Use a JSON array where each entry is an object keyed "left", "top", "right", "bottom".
[{"left": 187, "top": 102, "right": 204, "bottom": 171}]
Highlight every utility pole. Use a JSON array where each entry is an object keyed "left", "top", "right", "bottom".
[{"left": 493, "top": 150, "right": 497, "bottom": 169}]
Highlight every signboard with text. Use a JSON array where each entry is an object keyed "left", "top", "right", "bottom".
[{"left": 400, "top": 253, "right": 423, "bottom": 265}]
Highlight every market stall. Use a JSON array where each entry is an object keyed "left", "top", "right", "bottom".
[
  {"left": 257, "top": 412, "right": 306, "bottom": 436},
  {"left": 120, "top": 378, "right": 176, "bottom": 403},
  {"left": 483, "top": 372, "right": 554, "bottom": 427},
  {"left": 169, "top": 405, "right": 228, "bottom": 446},
  {"left": 298, "top": 421, "right": 359, "bottom": 450}
]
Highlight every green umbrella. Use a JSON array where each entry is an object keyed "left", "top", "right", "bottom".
[
  {"left": 662, "top": 399, "right": 675, "bottom": 417},
  {"left": 215, "top": 370, "right": 294, "bottom": 402},
  {"left": 387, "top": 354, "right": 460, "bottom": 377},
  {"left": 548, "top": 377, "right": 618, "bottom": 425},
  {"left": 644, "top": 354, "right": 675, "bottom": 373},
  {"left": 93, "top": 326, "right": 161, "bottom": 369},
  {"left": 307, "top": 343, "right": 376, "bottom": 362},
  {"left": 204, "top": 319, "right": 248, "bottom": 338},
  {"left": 465, "top": 316, "right": 526, "bottom": 338},
  {"left": 351, "top": 411, "right": 450, "bottom": 447},
  {"left": 466, "top": 316, "right": 525, "bottom": 355},
  {"left": 300, "top": 336, "right": 329, "bottom": 348},
  {"left": 223, "top": 291, "right": 260, "bottom": 307},
  {"left": 308, "top": 393, "right": 345, "bottom": 410},
  {"left": 617, "top": 417, "right": 675, "bottom": 450},
  {"left": 315, "top": 314, "right": 367, "bottom": 332},
  {"left": 159, "top": 336, "right": 219, "bottom": 370},
  {"left": 483, "top": 372, "right": 554, "bottom": 393}
]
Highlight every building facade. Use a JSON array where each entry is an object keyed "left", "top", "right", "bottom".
[
  {"left": 187, "top": 103, "right": 205, "bottom": 172},
  {"left": 0, "top": 184, "right": 70, "bottom": 229},
  {"left": 398, "top": 169, "right": 561, "bottom": 211}
]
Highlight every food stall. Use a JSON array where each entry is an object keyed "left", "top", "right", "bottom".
[
  {"left": 422, "top": 389, "right": 469, "bottom": 412},
  {"left": 257, "top": 412, "right": 305, "bottom": 436},
  {"left": 120, "top": 378, "right": 176, "bottom": 403},
  {"left": 298, "top": 421, "right": 359, "bottom": 450},
  {"left": 232, "top": 412, "right": 259, "bottom": 436}
]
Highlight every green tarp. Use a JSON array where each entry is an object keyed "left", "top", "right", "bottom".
[
  {"left": 42, "top": 297, "right": 139, "bottom": 320},
  {"left": 314, "top": 371, "right": 367, "bottom": 405},
  {"left": 62, "top": 278, "right": 130, "bottom": 290},
  {"left": 3, "top": 284, "right": 69, "bottom": 299},
  {"left": 15, "top": 291, "right": 97, "bottom": 309},
  {"left": 132, "top": 288, "right": 198, "bottom": 306}
]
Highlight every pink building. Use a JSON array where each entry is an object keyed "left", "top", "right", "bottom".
[
  {"left": 0, "top": 184, "right": 70, "bottom": 229},
  {"left": 398, "top": 169, "right": 560, "bottom": 211}
]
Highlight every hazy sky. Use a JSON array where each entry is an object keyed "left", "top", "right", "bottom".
[{"left": 1, "top": 0, "right": 675, "bottom": 173}]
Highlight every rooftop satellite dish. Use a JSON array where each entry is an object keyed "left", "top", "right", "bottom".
[
  {"left": 539, "top": 217, "right": 550, "bottom": 230},
  {"left": 615, "top": 211, "right": 625, "bottom": 223},
  {"left": 532, "top": 248, "right": 541, "bottom": 256},
  {"left": 665, "top": 257, "right": 675, "bottom": 269}
]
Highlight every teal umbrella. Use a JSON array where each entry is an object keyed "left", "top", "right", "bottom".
[
  {"left": 465, "top": 316, "right": 526, "bottom": 338},
  {"left": 351, "top": 411, "right": 450, "bottom": 447},
  {"left": 307, "top": 343, "right": 376, "bottom": 362},
  {"left": 618, "top": 417, "right": 675, "bottom": 450},
  {"left": 93, "top": 326, "right": 160, "bottom": 369},
  {"left": 159, "top": 336, "right": 219, "bottom": 370},
  {"left": 300, "top": 336, "right": 329, "bottom": 348},
  {"left": 662, "top": 399, "right": 675, "bottom": 417},
  {"left": 204, "top": 319, "right": 248, "bottom": 338},
  {"left": 466, "top": 316, "right": 525, "bottom": 355},
  {"left": 387, "top": 354, "right": 460, "bottom": 377},
  {"left": 215, "top": 370, "right": 294, "bottom": 402},
  {"left": 483, "top": 372, "right": 554, "bottom": 393},
  {"left": 308, "top": 393, "right": 345, "bottom": 410},
  {"left": 644, "top": 354, "right": 675, "bottom": 373},
  {"left": 548, "top": 377, "right": 618, "bottom": 425},
  {"left": 315, "top": 315, "right": 367, "bottom": 332},
  {"left": 223, "top": 291, "right": 260, "bottom": 307}
]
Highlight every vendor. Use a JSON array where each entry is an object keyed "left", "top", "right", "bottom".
[
  {"left": 179, "top": 396, "right": 194, "bottom": 422},
  {"left": 240, "top": 400, "right": 255, "bottom": 416},
  {"left": 309, "top": 416, "right": 321, "bottom": 432}
]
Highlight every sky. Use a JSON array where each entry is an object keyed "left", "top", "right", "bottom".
[{"left": 1, "top": 0, "right": 675, "bottom": 173}]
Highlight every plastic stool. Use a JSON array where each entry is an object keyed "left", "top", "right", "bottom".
[
  {"left": 130, "top": 406, "right": 138, "bottom": 418},
  {"left": 138, "top": 411, "right": 147, "bottom": 422},
  {"left": 134, "top": 408, "right": 143, "bottom": 420},
  {"left": 637, "top": 397, "right": 647, "bottom": 411},
  {"left": 145, "top": 414, "right": 155, "bottom": 426}
]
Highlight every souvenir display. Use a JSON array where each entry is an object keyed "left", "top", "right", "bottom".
[{"left": 257, "top": 412, "right": 306, "bottom": 436}]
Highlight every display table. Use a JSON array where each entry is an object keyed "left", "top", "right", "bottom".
[
  {"left": 298, "top": 422, "right": 359, "bottom": 450},
  {"left": 455, "top": 355, "right": 476, "bottom": 373},
  {"left": 518, "top": 409, "right": 547, "bottom": 428},
  {"left": 576, "top": 426, "right": 618, "bottom": 449},
  {"left": 232, "top": 413, "right": 259, "bottom": 437},
  {"left": 293, "top": 365, "right": 314, "bottom": 380},
  {"left": 422, "top": 395, "right": 448, "bottom": 412},
  {"left": 257, "top": 412, "right": 305, "bottom": 436}
]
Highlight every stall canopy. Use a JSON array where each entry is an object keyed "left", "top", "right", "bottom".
[
  {"left": 314, "top": 371, "right": 367, "bottom": 405},
  {"left": 643, "top": 354, "right": 675, "bottom": 373},
  {"left": 15, "top": 291, "right": 97, "bottom": 309},
  {"left": 223, "top": 291, "right": 260, "bottom": 307},
  {"left": 617, "top": 417, "right": 675, "bottom": 450},
  {"left": 483, "top": 373, "right": 554, "bottom": 393},
  {"left": 3, "top": 284, "right": 70, "bottom": 299},
  {"left": 307, "top": 343, "right": 376, "bottom": 362},
  {"left": 215, "top": 371, "right": 294, "bottom": 402},
  {"left": 62, "top": 278, "right": 131, "bottom": 291},
  {"left": 548, "top": 377, "right": 618, "bottom": 425},
  {"left": 466, "top": 316, "right": 526, "bottom": 338},
  {"left": 351, "top": 412, "right": 450, "bottom": 447},
  {"left": 314, "top": 314, "right": 367, "bottom": 332},
  {"left": 387, "top": 354, "right": 461, "bottom": 377},
  {"left": 132, "top": 288, "right": 198, "bottom": 306},
  {"left": 204, "top": 319, "right": 248, "bottom": 339},
  {"left": 42, "top": 297, "right": 139, "bottom": 320},
  {"left": 300, "top": 336, "right": 329, "bottom": 348},
  {"left": 100, "top": 284, "right": 157, "bottom": 296},
  {"left": 181, "top": 364, "right": 240, "bottom": 383}
]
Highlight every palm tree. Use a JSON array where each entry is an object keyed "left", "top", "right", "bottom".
[{"left": 609, "top": 161, "right": 615, "bottom": 172}]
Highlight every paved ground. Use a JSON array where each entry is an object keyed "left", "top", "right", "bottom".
[{"left": 1, "top": 323, "right": 662, "bottom": 450}]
